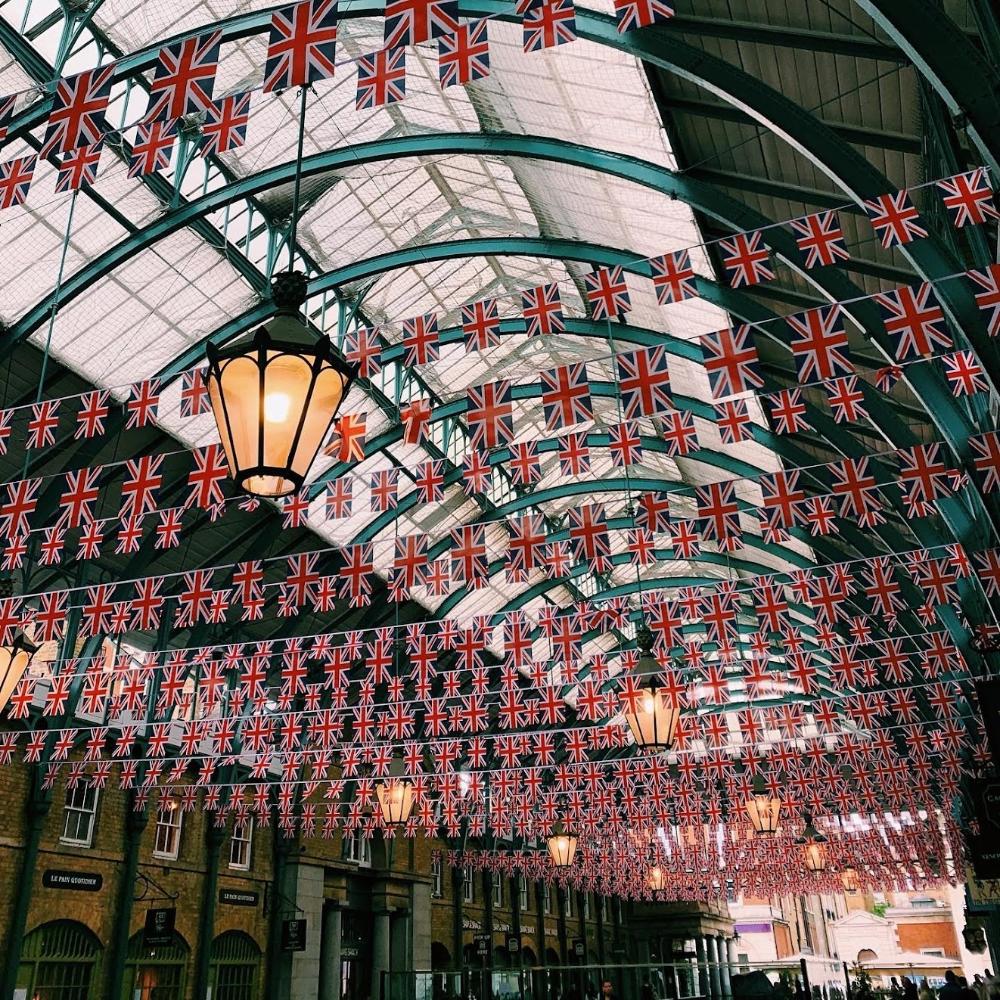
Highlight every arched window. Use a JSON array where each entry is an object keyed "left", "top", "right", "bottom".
[
  {"left": 124, "top": 929, "right": 189, "bottom": 1000},
  {"left": 210, "top": 931, "right": 262, "bottom": 1000},
  {"left": 17, "top": 920, "right": 102, "bottom": 999}
]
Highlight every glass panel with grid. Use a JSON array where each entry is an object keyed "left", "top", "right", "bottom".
[
  {"left": 229, "top": 821, "right": 253, "bottom": 870},
  {"left": 153, "top": 807, "right": 183, "bottom": 859},
  {"left": 61, "top": 784, "right": 99, "bottom": 847}
]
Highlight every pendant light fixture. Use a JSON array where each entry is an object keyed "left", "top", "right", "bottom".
[
  {"left": 648, "top": 865, "right": 666, "bottom": 892},
  {"left": 547, "top": 822, "right": 578, "bottom": 868},
  {"left": 841, "top": 864, "right": 860, "bottom": 893},
  {"left": 745, "top": 774, "right": 782, "bottom": 835},
  {"left": 623, "top": 625, "right": 680, "bottom": 751},
  {"left": 376, "top": 756, "right": 416, "bottom": 827},
  {"left": 0, "top": 579, "right": 36, "bottom": 713},
  {"left": 205, "top": 86, "right": 356, "bottom": 498},
  {"left": 796, "top": 812, "right": 828, "bottom": 872}
]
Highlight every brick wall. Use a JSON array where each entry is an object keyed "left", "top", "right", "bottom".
[{"left": 896, "top": 921, "right": 960, "bottom": 959}]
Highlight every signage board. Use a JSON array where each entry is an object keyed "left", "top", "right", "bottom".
[
  {"left": 506, "top": 935, "right": 521, "bottom": 956},
  {"left": 572, "top": 939, "right": 586, "bottom": 959},
  {"left": 474, "top": 933, "right": 491, "bottom": 958},
  {"left": 282, "top": 919, "right": 307, "bottom": 952},
  {"left": 219, "top": 889, "right": 258, "bottom": 907},
  {"left": 41, "top": 869, "right": 102, "bottom": 892},
  {"left": 143, "top": 907, "right": 176, "bottom": 947}
]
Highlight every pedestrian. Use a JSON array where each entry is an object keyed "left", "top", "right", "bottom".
[
  {"left": 902, "top": 977, "right": 918, "bottom": 1000},
  {"left": 939, "top": 971, "right": 963, "bottom": 1000}
]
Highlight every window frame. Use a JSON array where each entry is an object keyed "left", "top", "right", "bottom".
[
  {"left": 463, "top": 866, "right": 475, "bottom": 903},
  {"left": 60, "top": 783, "right": 100, "bottom": 848},
  {"left": 228, "top": 819, "right": 253, "bottom": 870},
  {"left": 153, "top": 805, "right": 184, "bottom": 861}
]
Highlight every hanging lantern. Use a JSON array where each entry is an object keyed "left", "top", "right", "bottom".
[
  {"left": 648, "top": 865, "right": 666, "bottom": 891},
  {"left": 376, "top": 755, "right": 416, "bottom": 826},
  {"left": 0, "top": 581, "right": 36, "bottom": 713},
  {"left": 745, "top": 774, "right": 782, "bottom": 835},
  {"left": 206, "top": 272, "right": 357, "bottom": 498},
  {"left": 796, "top": 813, "right": 828, "bottom": 873},
  {"left": 623, "top": 626, "right": 680, "bottom": 751},
  {"left": 547, "top": 823, "right": 578, "bottom": 868}
]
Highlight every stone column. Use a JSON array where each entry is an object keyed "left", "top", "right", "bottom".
[
  {"left": 718, "top": 937, "right": 732, "bottom": 1000},
  {"left": 707, "top": 936, "right": 721, "bottom": 1000},
  {"left": 594, "top": 897, "right": 606, "bottom": 965},
  {"left": 372, "top": 907, "right": 392, "bottom": 1000},
  {"left": 320, "top": 904, "right": 343, "bottom": 1000},
  {"left": 696, "top": 938, "right": 709, "bottom": 999}
]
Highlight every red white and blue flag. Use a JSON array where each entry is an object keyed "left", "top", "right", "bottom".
[
  {"left": 700, "top": 325, "right": 762, "bottom": 399},
  {"left": 617, "top": 346, "right": 672, "bottom": 419},
  {"left": 864, "top": 190, "right": 926, "bottom": 248},
  {"left": 714, "top": 399, "right": 752, "bottom": 444},
  {"left": 650, "top": 249, "right": 697, "bottom": 304},
  {"left": 584, "top": 265, "right": 631, "bottom": 320},
  {"left": 264, "top": 0, "right": 339, "bottom": 93},
  {"left": 384, "top": 0, "right": 458, "bottom": 47},
  {"left": 613, "top": 0, "right": 673, "bottom": 32},
  {"left": 541, "top": 362, "right": 592, "bottom": 431},
  {"left": 522, "top": 283, "right": 564, "bottom": 336},
  {"left": 145, "top": 32, "right": 223, "bottom": 122},
  {"left": 787, "top": 304, "right": 852, "bottom": 382},
  {"left": 55, "top": 141, "right": 103, "bottom": 193},
  {"left": 42, "top": 65, "right": 115, "bottom": 157},
  {"left": 789, "top": 211, "right": 849, "bottom": 269},
  {"left": 401, "top": 312, "right": 439, "bottom": 366},
  {"left": 875, "top": 282, "right": 951, "bottom": 360},
  {"left": 180, "top": 369, "right": 211, "bottom": 417},
  {"left": 200, "top": 93, "right": 251, "bottom": 156},
  {"left": 356, "top": 47, "right": 407, "bottom": 109},
  {"left": 128, "top": 120, "right": 176, "bottom": 176},
  {"left": 462, "top": 298, "right": 501, "bottom": 352},
  {"left": 345, "top": 326, "right": 382, "bottom": 378},
  {"left": 467, "top": 380, "right": 514, "bottom": 450},
  {"left": 719, "top": 231, "right": 772, "bottom": 287},
  {"left": 438, "top": 20, "right": 490, "bottom": 88},
  {"left": 523, "top": 0, "right": 577, "bottom": 52},
  {"left": 0, "top": 156, "right": 36, "bottom": 211},
  {"left": 0, "top": 96, "right": 15, "bottom": 145},
  {"left": 968, "top": 263, "right": 1000, "bottom": 338},
  {"left": 937, "top": 168, "right": 998, "bottom": 229}
]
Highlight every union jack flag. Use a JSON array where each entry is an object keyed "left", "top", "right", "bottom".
[
  {"left": 864, "top": 190, "right": 926, "bottom": 248},
  {"left": 508, "top": 441, "right": 541, "bottom": 485},
  {"left": 467, "top": 380, "right": 514, "bottom": 450},
  {"left": 145, "top": 32, "right": 223, "bottom": 122},
  {"left": 522, "top": 282, "right": 564, "bottom": 336},
  {"left": 766, "top": 388, "right": 810, "bottom": 435},
  {"left": 584, "top": 266, "right": 631, "bottom": 320},
  {"left": 55, "top": 141, "right": 103, "bottom": 193},
  {"left": 660, "top": 410, "right": 698, "bottom": 457},
  {"left": 789, "top": 211, "right": 849, "bottom": 269},
  {"left": 541, "top": 362, "right": 592, "bottom": 431},
  {"left": 370, "top": 468, "right": 399, "bottom": 512},
  {"left": 0, "top": 156, "right": 36, "bottom": 211},
  {"left": 968, "top": 263, "right": 1000, "bottom": 338},
  {"left": 650, "top": 249, "right": 697, "bottom": 305},
  {"left": 401, "top": 312, "right": 439, "bottom": 366},
  {"left": 700, "top": 325, "right": 762, "bottom": 399},
  {"left": 128, "top": 120, "right": 176, "bottom": 176},
  {"left": 696, "top": 481, "right": 739, "bottom": 546},
  {"left": 356, "top": 47, "right": 406, "bottom": 109},
  {"left": 875, "top": 283, "right": 951, "bottom": 361},
  {"left": 0, "top": 96, "right": 14, "bottom": 145},
  {"left": 180, "top": 368, "right": 211, "bottom": 417},
  {"left": 384, "top": 0, "right": 458, "bottom": 47},
  {"left": 345, "top": 326, "right": 382, "bottom": 378},
  {"left": 608, "top": 420, "right": 642, "bottom": 466},
  {"left": 825, "top": 375, "right": 867, "bottom": 423},
  {"left": 937, "top": 168, "right": 998, "bottom": 229},
  {"left": 558, "top": 431, "right": 590, "bottom": 477},
  {"left": 462, "top": 298, "right": 500, "bottom": 352},
  {"left": 787, "top": 305, "right": 852, "bottom": 382},
  {"left": 200, "top": 93, "right": 251, "bottom": 156},
  {"left": 438, "top": 20, "right": 490, "bottom": 88},
  {"left": 41, "top": 65, "right": 115, "bottom": 157},
  {"left": 523, "top": 0, "right": 577, "bottom": 51},
  {"left": 264, "top": 0, "right": 339, "bottom": 93},
  {"left": 941, "top": 351, "right": 987, "bottom": 397},
  {"left": 719, "top": 231, "right": 772, "bottom": 288},
  {"left": 613, "top": 0, "right": 673, "bottom": 32},
  {"left": 714, "top": 399, "right": 752, "bottom": 444},
  {"left": 568, "top": 503, "right": 609, "bottom": 570},
  {"left": 971, "top": 431, "right": 1000, "bottom": 493},
  {"left": 617, "top": 346, "right": 672, "bottom": 419}
]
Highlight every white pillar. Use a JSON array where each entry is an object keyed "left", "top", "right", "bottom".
[
  {"left": 718, "top": 937, "right": 731, "bottom": 1000},
  {"left": 707, "top": 936, "right": 721, "bottom": 1000},
  {"left": 321, "top": 906, "right": 343, "bottom": 1000},
  {"left": 696, "top": 937, "right": 709, "bottom": 999}
]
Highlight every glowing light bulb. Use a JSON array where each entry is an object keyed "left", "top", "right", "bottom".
[{"left": 264, "top": 392, "right": 291, "bottom": 423}]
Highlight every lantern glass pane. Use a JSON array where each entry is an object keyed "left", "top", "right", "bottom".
[
  {"left": 0, "top": 647, "right": 31, "bottom": 712},
  {"left": 547, "top": 834, "right": 577, "bottom": 867},
  {"left": 746, "top": 795, "right": 781, "bottom": 834},
  {"left": 377, "top": 781, "right": 415, "bottom": 826},
  {"left": 287, "top": 361, "right": 349, "bottom": 481},
  {"left": 624, "top": 688, "right": 679, "bottom": 750},
  {"left": 803, "top": 841, "right": 827, "bottom": 872}
]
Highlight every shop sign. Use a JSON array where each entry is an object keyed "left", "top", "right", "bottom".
[
  {"left": 143, "top": 907, "right": 176, "bottom": 947},
  {"left": 219, "top": 889, "right": 259, "bottom": 907},
  {"left": 282, "top": 919, "right": 307, "bottom": 952},
  {"left": 41, "top": 869, "right": 102, "bottom": 892}
]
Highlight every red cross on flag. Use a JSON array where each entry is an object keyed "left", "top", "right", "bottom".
[
  {"left": 719, "top": 231, "right": 772, "bottom": 287},
  {"left": 145, "top": 32, "right": 223, "bottom": 122},
  {"left": 200, "top": 92, "right": 251, "bottom": 156},
  {"left": 462, "top": 297, "right": 500, "bottom": 352},
  {"left": 540, "top": 362, "right": 592, "bottom": 431},
  {"left": 264, "top": 0, "right": 339, "bottom": 93},
  {"left": 970, "top": 430, "right": 1000, "bottom": 492},
  {"left": 649, "top": 249, "right": 697, "bottom": 304},
  {"left": 968, "top": 263, "right": 1000, "bottom": 337},
  {"left": 875, "top": 282, "right": 951, "bottom": 361},
  {"left": 128, "top": 120, "right": 176, "bottom": 177},
  {"left": 521, "top": 283, "right": 564, "bottom": 336},
  {"left": 617, "top": 346, "right": 672, "bottom": 419},
  {"left": 438, "top": 20, "right": 490, "bottom": 88},
  {"left": 787, "top": 304, "right": 852, "bottom": 382},
  {"left": 467, "top": 380, "right": 514, "bottom": 450},
  {"left": 401, "top": 312, "right": 439, "bottom": 366},
  {"left": 864, "top": 190, "right": 926, "bottom": 248},
  {"left": 584, "top": 266, "right": 631, "bottom": 320},
  {"left": 937, "top": 168, "right": 998, "bottom": 228},
  {"left": 42, "top": 65, "right": 115, "bottom": 157},
  {"left": 788, "top": 211, "right": 849, "bottom": 269},
  {"left": 700, "top": 324, "right": 762, "bottom": 399},
  {"left": 941, "top": 351, "right": 987, "bottom": 397},
  {"left": 612, "top": 0, "right": 673, "bottom": 32},
  {"left": 385, "top": 0, "right": 458, "bottom": 47},
  {"left": 55, "top": 140, "right": 103, "bottom": 193},
  {"left": 356, "top": 47, "right": 406, "bottom": 109},
  {"left": 0, "top": 156, "right": 36, "bottom": 210},
  {"left": 523, "top": 0, "right": 577, "bottom": 51}
]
